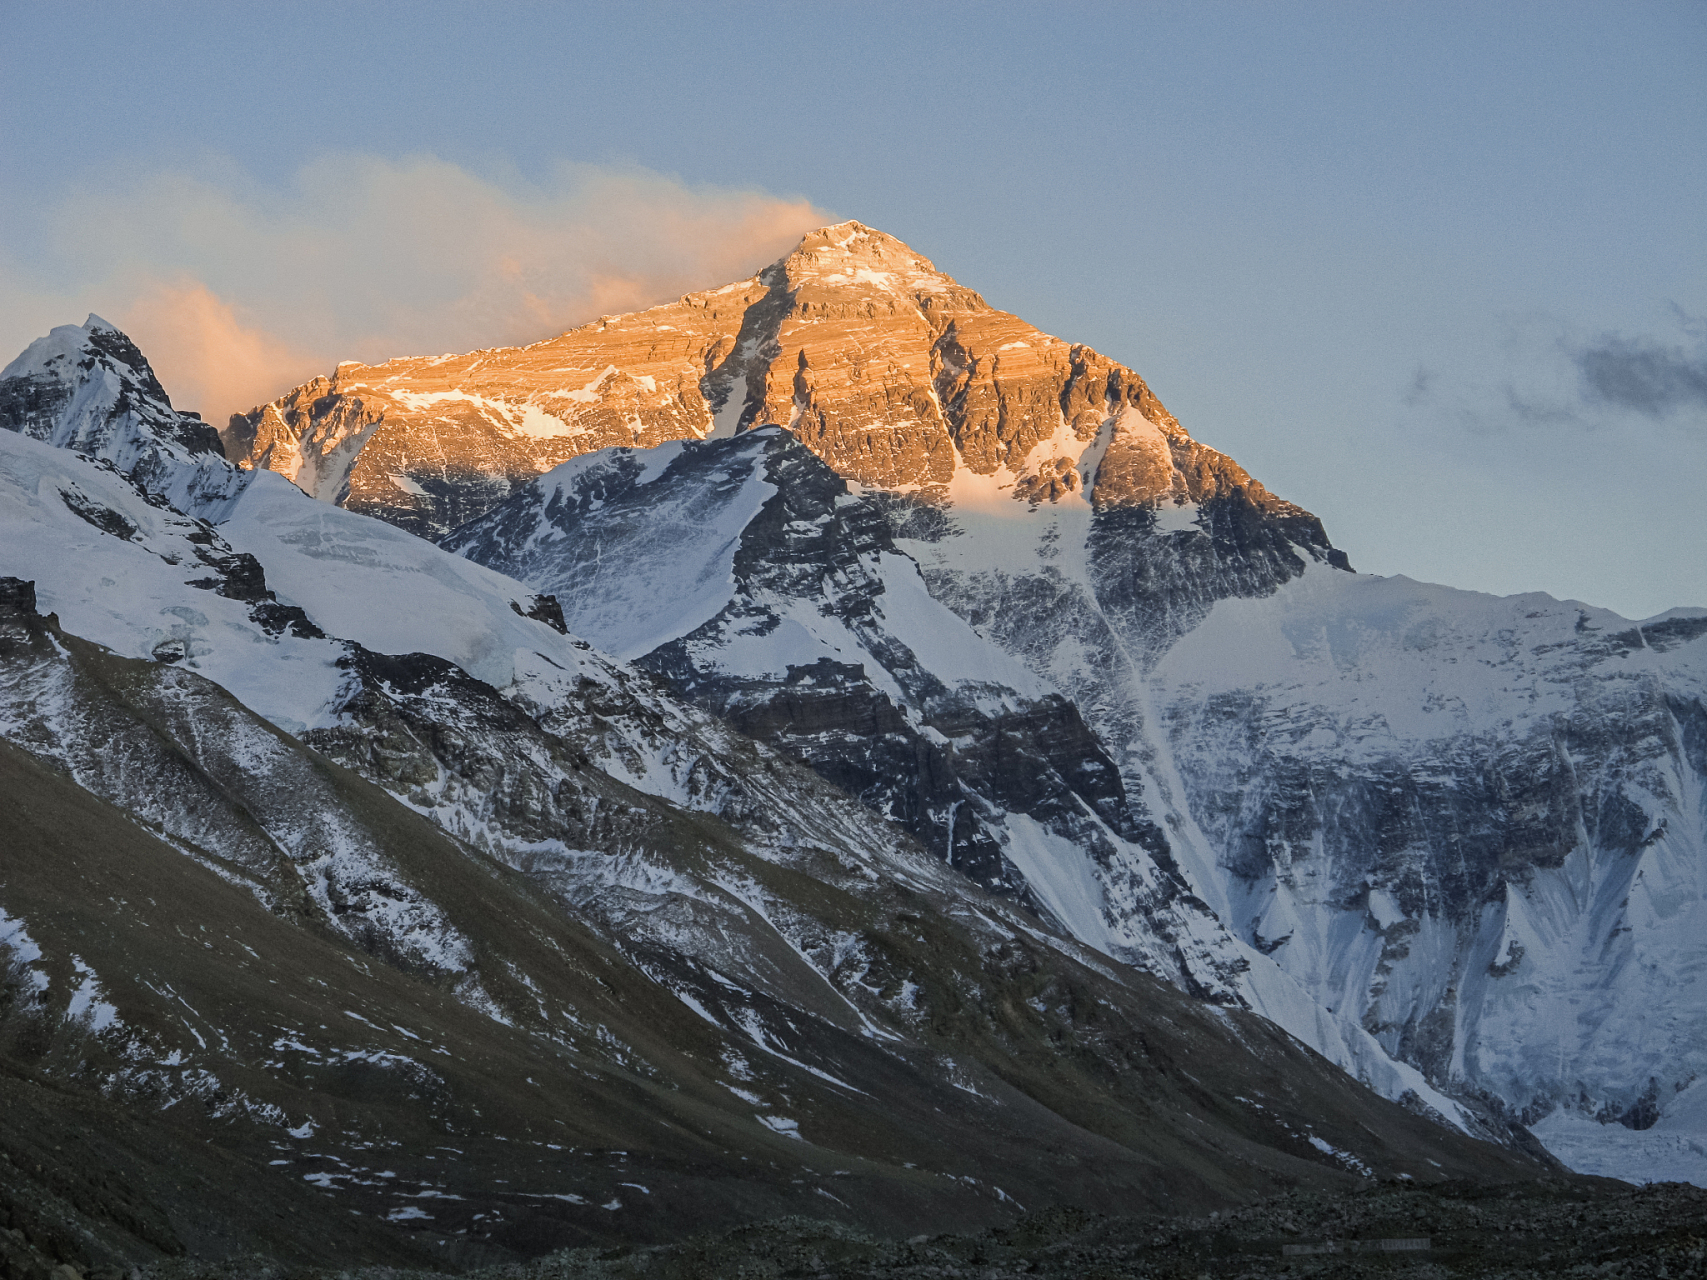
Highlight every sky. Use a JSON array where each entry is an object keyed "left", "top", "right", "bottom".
[{"left": 2, "top": 1, "right": 1703, "bottom": 618}]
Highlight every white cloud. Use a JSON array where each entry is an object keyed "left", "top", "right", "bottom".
[{"left": 1, "top": 156, "right": 830, "bottom": 424}]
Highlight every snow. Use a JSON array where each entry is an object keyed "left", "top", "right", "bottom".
[
  {"left": 872, "top": 552, "right": 1047, "bottom": 700},
  {"left": 497, "top": 439, "right": 775, "bottom": 659},
  {"left": 517, "top": 403, "right": 581, "bottom": 438},
  {"left": 1307, "top": 1134, "right": 1373, "bottom": 1177},
  {"left": 2, "top": 321, "right": 89, "bottom": 381},
  {"left": 1146, "top": 557, "right": 1707, "bottom": 1154},
  {"left": 756, "top": 1114, "right": 803, "bottom": 1140},
  {"left": 0, "top": 907, "right": 48, "bottom": 994},
  {"left": 387, "top": 388, "right": 583, "bottom": 440},
  {"left": 998, "top": 815, "right": 1117, "bottom": 954},
  {"left": 220, "top": 470, "right": 582, "bottom": 690},
  {"left": 389, "top": 389, "right": 504, "bottom": 413},
  {"left": 66, "top": 956, "right": 121, "bottom": 1032},
  {"left": 0, "top": 431, "right": 350, "bottom": 735},
  {"left": 704, "top": 372, "right": 749, "bottom": 440},
  {"left": 727, "top": 1006, "right": 868, "bottom": 1095},
  {"left": 558, "top": 367, "right": 620, "bottom": 403},
  {"left": 1531, "top": 1110, "right": 1707, "bottom": 1188},
  {"left": 703, "top": 597, "right": 902, "bottom": 694},
  {"left": 1152, "top": 499, "right": 1201, "bottom": 534},
  {"left": 1234, "top": 946, "right": 1472, "bottom": 1130},
  {"left": 0, "top": 316, "right": 246, "bottom": 515},
  {"left": 889, "top": 430, "right": 1505, "bottom": 1129},
  {"left": 13, "top": 303, "right": 1705, "bottom": 1180}
]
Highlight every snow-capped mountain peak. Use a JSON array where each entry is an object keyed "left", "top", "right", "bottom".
[
  {"left": 222, "top": 222, "right": 1312, "bottom": 542},
  {"left": 0, "top": 313, "right": 243, "bottom": 514}
]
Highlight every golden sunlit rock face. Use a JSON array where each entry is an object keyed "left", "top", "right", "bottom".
[{"left": 225, "top": 221, "right": 1305, "bottom": 537}]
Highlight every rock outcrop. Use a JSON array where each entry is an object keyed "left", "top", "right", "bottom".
[{"left": 442, "top": 428, "right": 1258, "bottom": 1003}]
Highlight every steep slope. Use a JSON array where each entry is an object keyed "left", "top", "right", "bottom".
[
  {"left": 234, "top": 222, "right": 1402, "bottom": 1080},
  {"left": 440, "top": 419, "right": 1490, "bottom": 1133},
  {"left": 440, "top": 427, "right": 1247, "bottom": 999},
  {"left": 0, "top": 322, "right": 1557, "bottom": 1273},
  {"left": 225, "top": 221, "right": 1340, "bottom": 565}
]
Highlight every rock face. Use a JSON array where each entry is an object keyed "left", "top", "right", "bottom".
[
  {"left": 24, "top": 217, "right": 1707, "bottom": 1191},
  {"left": 1147, "top": 574, "right": 1707, "bottom": 1141},
  {"left": 441, "top": 428, "right": 1256, "bottom": 1006},
  {"left": 390, "top": 223, "right": 1707, "bottom": 1183},
  {"left": 442, "top": 409, "right": 1489, "bottom": 1137}
]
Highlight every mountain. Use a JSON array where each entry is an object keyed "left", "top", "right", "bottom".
[
  {"left": 2, "top": 315, "right": 245, "bottom": 517},
  {"left": 0, "top": 319, "right": 1552, "bottom": 1276},
  {"left": 234, "top": 222, "right": 1707, "bottom": 1188},
  {"left": 1146, "top": 571, "right": 1707, "bottom": 1173},
  {"left": 222, "top": 222, "right": 1343, "bottom": 566}
]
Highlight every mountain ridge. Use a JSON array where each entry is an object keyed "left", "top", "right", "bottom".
[{"left": 224, "top": 221, "right": 1347, "bottom": 568}]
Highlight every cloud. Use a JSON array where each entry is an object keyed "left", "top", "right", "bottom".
[
  {"left": 1401, "top": 366, "right": 1435, "bottom": 406},
  {"left": 1574, "top": 322, "right": 1707, "bottom": 419},
  {"left": 2, "top": 156, "right": 830, "bottom": 424},
  {"left": 1500, "top": 384, "right": 1585, "bottom": 429},
  {"left": 1401, "top": 310, "right": 1706, "bottom": 435},
  {"left": 121, "top": 280, "right": 323, "bottom": 424}
]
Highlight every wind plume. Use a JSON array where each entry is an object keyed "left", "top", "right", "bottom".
[{"left": 3, "top": 157, "right": 829, "bottom": 424}]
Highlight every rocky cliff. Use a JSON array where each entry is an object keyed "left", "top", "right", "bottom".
[
  {"left": 226, "top": 222, "right": 1342, "bottom": 550},
  {"left": 440, "top": 427, "right": 1263, "bottom": 1008},
  {"left": 2, "top": 315, "right": 245, "bottom": 515}
]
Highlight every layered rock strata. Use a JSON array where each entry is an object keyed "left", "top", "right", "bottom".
[{"left": 226, "top": 222, "right": 1335, "bottom": 546}]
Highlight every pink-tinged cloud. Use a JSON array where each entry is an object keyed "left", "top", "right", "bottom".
[
  {"left": 3, "top": 157, "right": 831, "bottom": 425},
  {"left": 118, "top": 280, "right": 322, "bottom": 428}
]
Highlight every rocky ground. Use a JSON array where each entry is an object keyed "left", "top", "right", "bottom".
[{"left": 71, "top": 1178, "right": 1702, "bottom": 1279}]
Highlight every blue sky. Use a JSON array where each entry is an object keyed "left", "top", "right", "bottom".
[{"left": 3, "top": 1, "right": 1703, "bottom": 616}]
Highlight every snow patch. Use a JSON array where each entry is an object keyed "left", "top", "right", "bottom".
[{"left": 66, "top": 956, "right": 121, "bottom": 1032}]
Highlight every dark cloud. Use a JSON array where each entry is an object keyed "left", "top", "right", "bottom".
[
  {"left": 1501, "top": 384, "right": 1585, "bottom": 428},
  {"left": 1573, "top": 319, "right": 1707, "bottom": 419},
  {"left": 1401, "top": 366, "right": 1435, "bottom": 406},
  {"left": 1408, "top": 312, "right": 1707, "bottom": 436}
]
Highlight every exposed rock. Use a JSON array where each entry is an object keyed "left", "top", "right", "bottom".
[
  {"left": 1, "top": 317, "right": 242, "bottom": 515},
  {"left": 442, "top": 429, "right": 1261, "bottom": 1002},
  {"left": 226, "top": 222, "right": 1304, "bottom": 544},
  {"left": 19, "top": 212, "right": 1707, "bottom": 1196}
]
